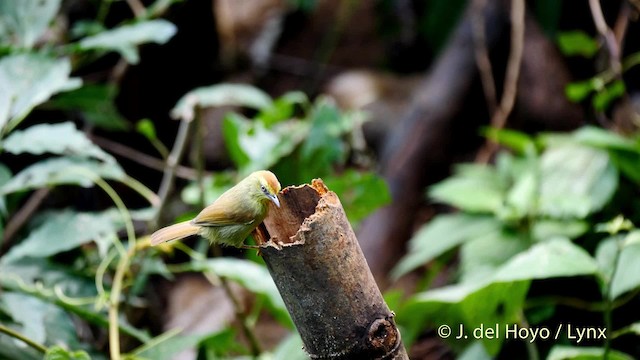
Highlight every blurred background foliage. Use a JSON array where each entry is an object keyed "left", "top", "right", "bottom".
[{"left": 0, "top": 0, "right": 639, "bottom": 359}]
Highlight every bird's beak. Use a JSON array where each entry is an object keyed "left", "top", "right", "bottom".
[{"left": 270, "top": 194, "right": 281, "bottom": 208}]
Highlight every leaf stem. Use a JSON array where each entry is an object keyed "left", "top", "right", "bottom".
[{"left": 0, "top": 324, "right": 47, "bottom": 353}]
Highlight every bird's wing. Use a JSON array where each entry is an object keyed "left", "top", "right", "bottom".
[{"left": 191, "top": 195, "right": 256, "bottom": 227}]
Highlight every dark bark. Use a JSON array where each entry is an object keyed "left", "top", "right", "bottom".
[
  {"left": 357, "top": 0, "right": 509, "bottom": 284},
  {"left": 254, "top": 180, "right": 408, "bottom": 360}
]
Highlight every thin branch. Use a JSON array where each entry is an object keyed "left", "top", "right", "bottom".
[
  {"left": 0, "top": 324, "right": 47, "bottom": 354},
  {"left": 91, "top": 135, "right": 203, "bottom": 180},
  {"left": 126, "top": 0, "right": 146, "bottom": 18},
  {"left": 151, "top": 118, "right": 195, "bottom": 228},
  {"left": 1, "top": 188, "right": 50, "bottom": 253},
  {"left": 472, "top": 0, "right": 498, "bottom": 115},
  {"left": 589, "top": 0, "right": 622, "bottom": 74},
  {"left": 476, "top": 0, "right": 525, "bottom": 163}
]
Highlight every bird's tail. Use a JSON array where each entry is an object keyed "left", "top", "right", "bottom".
[{"left": 150, "top": 221, "right": 199, "bottom": 245}]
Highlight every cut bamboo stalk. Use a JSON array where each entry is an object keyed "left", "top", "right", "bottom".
[{"left": 254, "top": 179, "right": 408, "bottom": 359}]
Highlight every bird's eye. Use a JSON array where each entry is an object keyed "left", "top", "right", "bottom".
[{"left": 261, "top": 185, "right": 267, "bottom": 194}]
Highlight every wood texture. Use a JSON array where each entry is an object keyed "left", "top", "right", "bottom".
[{"left": 254, "top": 180, "right": 407, "bottom": 359}]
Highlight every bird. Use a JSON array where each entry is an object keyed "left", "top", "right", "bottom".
[{"left": 150, "top": 170, "right": 281, "bottom": 248}]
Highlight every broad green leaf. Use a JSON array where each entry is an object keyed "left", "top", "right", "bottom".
[
  {"left": 172, "top": 84, "right": 273, "bottom": 122},
  {"left": 531, "top": 219, "right": 589, "bottom": 241},
  {"left": 194, "top": 258, "right": 292, "bottom": 327},
  {"left": 3, "top": 122, "right": 115, "bottom": 163},
  {"left": 132, "top": 332, "right": 210, "bottom": 360},
  {"left": 323, "top": 170, "right": 391, "bottom": 227},
  {"left": 391, "top": 214, "right": 501, "bottom": 279},
  {"left": 0, "top": 54, "right": 81, "bottom": 133},
  {"left": 557, "top": 31, "right": 599, "bottom": 58},
  {"left": 459, "top": 281, "right": 529, "bottom": 355},
  {"left": 2, "top": 292, "right": 49, "bottom": 344},
  {"left": 272, "top": 333, "right": 307, "bottom": 360},
  {"left": 592, "top": 79, "right": 626, "bottom": 112},
  {"left": 547, "top": 345, "right": 634, "bottom": 360},
  {"left": 571, "top": 126, "right": 639, "bottom": 152},
  {"left": 493, "top": 238, "right": 599, "bottom": 282},
  {"left": 79, "top": 19, "right": 177, "bottom": 64},
  {"left": 0, "top": 0, "right": 61, "bottom": 48},
  {"left": 538, "top": 144, "right": 617, "bottom": 218},
  {"left": 400, "top": 281, "right": 529, "bottom": 354},
  {"left": 595, "top": 236, "right": 620, "bottom": 285},
  {"left": 257, "top": 91, "right": 309, "bottom": 127},
  {"left": 44, "top": 346, "right": 91, "bottom": 360},
  {"left": 1, "top": 208, "right": 124, "bottom": 263},
  {"left": 49, "top": 84, "right": 129, "bottom": 131},
  {"left": 0, "top": 163, "right": 11, "bottom": 214},
  {"left": 299, "top": 99, "right": 351, "bottom": 179},
  {"left": 1, "top": 156, "right": 125, "bottom": 194},
  {"left": 222, "top": 113, "right": 306, "bottom": 175},
  {"left": 458, "top": 341, "right": 491, "bottom": 360},
  {"left": 609, "top": 241, "right": 640, "bottom": 299},
  {"left": 459, "top": 230, "right": 529, "bottom": 283},
  {"left": 429, "top": 164, "right": 505, "bottom": 213}
]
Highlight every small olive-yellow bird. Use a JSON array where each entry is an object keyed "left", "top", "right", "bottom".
[{"left": 150, "top": 170, "right": 281, "bottom": 247}]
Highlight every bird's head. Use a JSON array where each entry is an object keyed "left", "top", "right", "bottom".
[{"left": 251, "top": 170, "right": 281, "bottom": 208}]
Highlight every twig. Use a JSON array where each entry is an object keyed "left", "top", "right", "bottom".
[
  {"left": 126, "top": 0, "right": 146, "bottom": 18},
  {"left": 589, "top": 0, "right": 622, "bottom": 74},
  {"left": 476, "top": 0, "right": 525, "bottom": 163},
  {"left": 91, "top": 135, "right": 202, "bottom": 180},
  {"left": 1, "top": 188, "right": 50, "bottom": 253},
  {"left": 151, "top": 118, "right": 194, "bottom": 228},
  {"left": 0, "top": 324, "right": 48, "bottom": 353},
  {"left": 472, "top": 0, "right": 498, "bottom": 115}
]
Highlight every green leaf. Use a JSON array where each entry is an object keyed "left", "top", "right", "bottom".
[
  {"left": 595, "top": 236, "right": 620, "bottom": 285},
  {"left": 194, "top": 258, "right": 292, "bottom": 327},
  {"left": 565, "top": 79, "right": 598, "bottom": 102},
  {"left": 493, "top": 238, "right": 599, "bottom": 282},
  {"left": 538, "top": 144, "right": 618, "bottom": 218},
  {"left": 429, "top": 164, "right": 505, "bottom": 213},
  {"left": 547, "top": 345, "right": 634, "bottom": 360},
  {"left": 3, "top": 122, "right": 115, "bottom": 163},
  {"left": 136, "top": 118, "right": 157, "bottom": 141},
  {"left": 79, "top": 19, "right": 177, "bottom": 64},
  {"left": 1, "top": 156, "right": 125, "bottom": 194},
  {"left": 172, "top": 84, "right": 273, "bottom": 122},
  {"left": 482, "top": 127, "right": 536, "bottom": 155},
  {"left": 272, "top": 333, "right": 307, "bottom": 360},
  {"left": 299, "top": 99, "right": 350, "bottom": 179},
  {"left": 609, "top": 241, "right": 640, "bottom": 299},
  {"left": 181, "top": 172, "right": 234, "bottom": 206},
  {"left": 531, "top": 219, "right": 589, "bottom": 241},
  {"left": 459, "top": 230, "right": 529, "bottom": 283},
  {"left": 458, "top": 341, "right": 492, "bottom": 360},
  {"left": 49, "top": 84, "right": 129, "bottom": 131},
  {"left": 0, "top": 54, "right": 81, "bottom": 134},
  {"left": 592, "top": 79, "right": 626, "bottom": 112},
  {"left": 2, "top": 292, "right": 49, "bottom": 344},
  {"left": 222, "top": 113, "right": 306, "bottom": 175},
  {"left": 323, "top": 170, "right": 391, "bottom": 227},
  {"left": 571, "top": 126, "right": 639, "bottom": 152},
  {"left": 1, "top": 208, "right": 124, "bottom": 263},
  {"left": 0, "top": 0, "right": 61, "bottom": 48},
  {"left": 44, "top": 346, "right": 91, "bottom": 360},
  {"left": 132, "top": 332, "right": 209, "bottom": 360},
  {"left": 257, "top": 91, "right": 309, "bottom": 127},
  {"left": 557, "top": 31, "right": 599, "bottom": 58},
  {"left": 391, "top": 214, "right": 501, "bottom": 279},
  {"left": 0, "top": 162, "right": 11, "bottom": 214}
]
